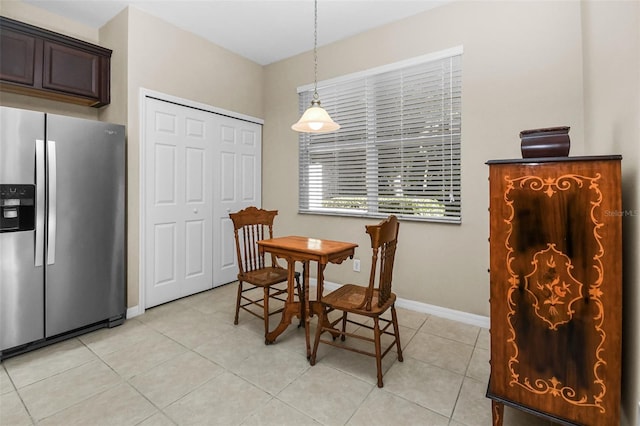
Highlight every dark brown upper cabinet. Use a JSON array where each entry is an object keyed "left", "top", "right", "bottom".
[{"left": 0, "top": 17, "right": 111, "bottom": 107}]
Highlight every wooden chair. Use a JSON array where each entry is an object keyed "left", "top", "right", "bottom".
[
  {"left": 310, "top": 215, "right": 403, "bottom": 387},
  {"left": 230, "top": 206, "right": 302, "bottom": 341}
]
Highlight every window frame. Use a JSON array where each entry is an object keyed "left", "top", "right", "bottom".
[{"left": 297, "top": 46, "right": 463, "bottom": 224}]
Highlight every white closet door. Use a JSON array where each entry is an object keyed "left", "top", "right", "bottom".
[
  {"left": 144, "top": 98, "right": 213, "bottom": 308},
  {"left": 212, "top": 115, "right": 262, "bottom": 286}
]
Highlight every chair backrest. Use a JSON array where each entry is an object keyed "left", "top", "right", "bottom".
[
  {"left": 364, "top": 215, "right": 400, "bottom": 310},
  {"left": 229, "top": 206, "right": 278, "bottom": 275}
]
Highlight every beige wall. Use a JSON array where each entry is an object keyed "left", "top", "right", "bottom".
[
  {"left": 1, "top": 0, "right": 97, "bottom": 42},
  {"left": 98, "top": 9, "right": 128, "bottom": 127},
  {"left": 581, "top": 2, "right": 640, "bottom": 425},
  {"left": 263, "top": 0, "right": 585, "bottom": 315},
  {"left": 122, "top": 6, "right": 264, "bottom": 307}
]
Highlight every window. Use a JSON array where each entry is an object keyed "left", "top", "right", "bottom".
[{"left": 298, "top": 47, "right": 462, "bottom": 223}]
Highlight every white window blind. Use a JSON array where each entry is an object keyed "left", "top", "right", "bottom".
[{"left": 298, "top": 48, "right": 462, "bottom": 223}]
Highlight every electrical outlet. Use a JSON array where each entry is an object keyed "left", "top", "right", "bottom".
[{"left": 353, "top": 259, "right": 360, "bottom": 272}]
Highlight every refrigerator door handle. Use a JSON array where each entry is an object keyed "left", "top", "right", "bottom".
[
  {"left": 35, "top": 139, "right": 46, "bottom": 267},
  {"left": 47, "top": 140, "right": 57, "bottom": 265}
]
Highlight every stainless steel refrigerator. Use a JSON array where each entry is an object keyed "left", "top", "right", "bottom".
[{"left": 0, "top": 106, "right": 125, "bottom": 358}]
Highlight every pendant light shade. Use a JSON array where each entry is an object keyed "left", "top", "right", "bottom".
[
  {"left": 291, "top": 99, "right": 340, "bottom": 133},
  {"left": 292, "top": 0, "right": 340, "bottom": 134}
]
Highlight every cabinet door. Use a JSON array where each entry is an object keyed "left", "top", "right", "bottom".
[
  {"left": 42, "top": 41, "right": 100, "bottom": 99},
  {"left": 0, "top": 17, "right": 111, "bottom": 108},
  {"left": 0, "top": 29, "right": 36, "bottom": 86}
]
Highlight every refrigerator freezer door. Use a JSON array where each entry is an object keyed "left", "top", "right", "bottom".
[
  {"left": 0, "top": 107, "right": 45, "bottom": 351},
  {"left": 44, "top": 114, "right": 125, "bottom": 337},
  {"left": 0, "top": 107, "right": 43, "bottom": 183},
  {"left": 0, "top": 231, "right": 45, "bottom": 350}
]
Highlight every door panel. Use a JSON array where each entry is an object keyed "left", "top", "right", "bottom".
[
  {"left": 154, "top": 223, "right": 176, "bottom": 285},
  {"left": 212, "top": 116, "right": 262, "bottom": 286},
  {"left": 145, "top": 98, "right": 213, "bottom": 308},
  {"left": 220, "top": 152, "right": 235, "bottom": 201},
  {"left": 154, "top": 144, "right": 176, "bottom": 204},
  {"left": 186, "top": 148, "right": 204, "bottom": 202},
  {"left": 185, "top": 220, "right": 205, "bottom": 278},
  {"left": 241, "top": 154, "right": 257, "bottom": 200}
]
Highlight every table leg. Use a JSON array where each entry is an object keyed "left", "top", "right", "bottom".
[
  {"left": 313, "top": 263, "right": 341, "bottom": 340},
  {"left": 265, "top": 257, "right": 300, "bottom": 344},
  {"left": 306, "top": 263, "right": 325, "bottom": 320},
  {"left": 297, "top": 262, "right": 307, "bottom": 328},
  {"left": 316, "top": 262, "right": 325, "bottom": 299},
  {"left": 302, "top": 261, "right": 312, "bottom": 357},
  {"left": 306, "top": 264, "right": 333, "bottom": 333},
  {"left": 304, "top": 259, "right": 344, "bottom": 358}
]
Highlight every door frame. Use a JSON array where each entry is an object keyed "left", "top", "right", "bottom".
[{"left": 137, "top": 88, "right": 263, "bottom": 316}]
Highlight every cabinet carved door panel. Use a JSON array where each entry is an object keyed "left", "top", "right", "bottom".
[
  {"left": 487, "top": 157, "right": 622, "bottom": 426},
  {"left": 42, "top": 41, "right": 100, "bottom": 99},
  {"left": 0, "top": 29, "right": 36, "bottom": 86}
]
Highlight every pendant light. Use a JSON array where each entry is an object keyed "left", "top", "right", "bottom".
[{"left": 291, "top": 0, "right": 340, "bottom": 133}]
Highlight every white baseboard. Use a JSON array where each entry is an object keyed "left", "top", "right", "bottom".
[
  {"left": 125, "top": 281, "right": 490, "bottom": 329},
  {"left": 126, "top": 305, "right": 143, "bottom": 319},
  {"left": 320, "top": 280, "right": 490, "bottom": 329}
]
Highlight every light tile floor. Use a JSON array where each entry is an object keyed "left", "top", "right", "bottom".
[{"left": 1, "top": 283, "right": 557, "bottom": 426}]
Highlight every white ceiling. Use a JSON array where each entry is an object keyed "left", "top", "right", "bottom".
[{"left": 22, "top": 0, "right": 449, "bottom": 65}]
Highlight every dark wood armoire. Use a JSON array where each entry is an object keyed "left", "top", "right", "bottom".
[{"left": 486, "top": 155, "right": 622, "bottom": 426}]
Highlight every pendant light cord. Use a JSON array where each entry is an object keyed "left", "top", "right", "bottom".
[
  {"left": 313, "top": 0, "right": 319, "bottom": 101},
  {"left": 291, "top": 0, "right": 339, "bottom": 132}
]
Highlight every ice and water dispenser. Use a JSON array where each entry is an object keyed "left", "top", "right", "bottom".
[{"left": 0, "top": 184, "right": 35, "bottom": 232}]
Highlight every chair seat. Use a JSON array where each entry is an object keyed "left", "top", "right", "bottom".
[
  {"left": 322, "top": 284, "right": 396, "bottom": 316},
  {"left": 239, "top": 267, "right": 289, "bottom": 287}
]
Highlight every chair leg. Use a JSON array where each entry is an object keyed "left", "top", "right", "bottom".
[
  {"left": 310, "top": 307, "right": 326, "bottom": 365},
  {"left": 391, "top": 305, "right": 403, "bottom": 362},
  {"left": 373, "top": 316, "right": 383, "bottom": 388},
  {"left": 340, "top": 311, "right": 348, "bottom": 341},
  {"left": 295, "top": 273, "right": 303, "bottom": 300},
  {"left": 295, "top": 274, "right": 304, "bottom": 328},
  {"left": 263, "top": 286, "right": 270, "bottom": 339},
  {"left": 234, "top": 281, "right": 243, "bottom": 325}
]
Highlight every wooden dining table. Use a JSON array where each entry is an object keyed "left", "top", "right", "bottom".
[{"left": 257, "top": 236, "right": 358, "bottom": 358}]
